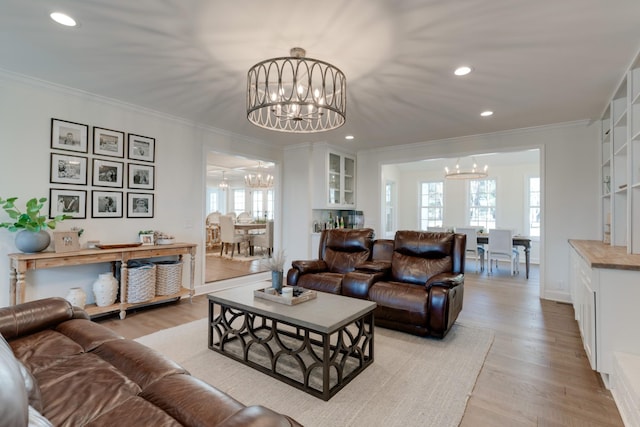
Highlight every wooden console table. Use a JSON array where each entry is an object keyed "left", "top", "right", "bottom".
[{"left": 8, "top": 242, "right": 197, "bottom": 319}]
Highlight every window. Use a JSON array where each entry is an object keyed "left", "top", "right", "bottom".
[
  {"left": 232, "top": 189, "right": 245, "bottom": 214},
  {"left": 208, "top": 191, "right": 218, "bottom": 213},
  {"left": 252, "top": 191, "right": 264, "bottom": 218},
  {"left": 420, "top": 181, "right": 443, "bottom": 230},
  {"left": 266, "top": 189, "right": 274, "bottom": 220},
  {"left": 528, "top": 176, "right": 540, "bottom": 237},
  {"left": 469, "top": 179, "right": 496, "bottom": 230},
  {"left": 385, "top": 181, "right": 395, "bottom": 235}
]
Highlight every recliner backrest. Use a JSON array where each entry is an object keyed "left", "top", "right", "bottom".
[
  {"left": 318, "top": 228, "right": 374, "bottom": 274},
  {"left": 391, "top": 231, "right": 465, "bottom": 285}
]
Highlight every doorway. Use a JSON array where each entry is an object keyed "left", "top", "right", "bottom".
[
  {"left": 381, "top": 149, "right": 541, "bottom": 283},
  {"left": 205, "top": 151, "right": 275, "bottom": 283}
]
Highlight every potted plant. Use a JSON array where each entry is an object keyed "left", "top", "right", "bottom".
[
  {"left": 0, "top": 197, "right": 70, "bottom": 253},
  {"left": 268, "top": 249, "right": 286, "bottom": 292}
]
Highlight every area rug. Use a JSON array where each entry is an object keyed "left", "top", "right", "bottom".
[{"left": 136, "top": 318, "right": 494, "bottom": 427}]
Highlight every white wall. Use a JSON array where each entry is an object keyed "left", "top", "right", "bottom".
[
  {"left": 357, "top": 122, "right": 599, "bottom": 302},
  {"left": 0, "top": 72, "right": 281, "bottom": 307}
]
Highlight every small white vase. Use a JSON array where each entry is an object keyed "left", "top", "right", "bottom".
[
  {"left": 65, "top": 287, "right": 87, "bottom": 308},
  {"left": 92, "top": 273, "right": 119, "bottom": 307}
]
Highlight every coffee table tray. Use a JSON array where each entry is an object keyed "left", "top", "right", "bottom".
[{"left": 254, "top": 286, "right": 317, "bottom": 305}]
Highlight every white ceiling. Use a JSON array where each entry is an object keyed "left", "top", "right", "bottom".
[{"left": 3, "top": 1, "right": 640, "bottom": 153}]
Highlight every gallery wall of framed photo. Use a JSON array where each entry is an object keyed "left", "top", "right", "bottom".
[{"left": 49, "top": 118, "right": 155, "bottom": 220}]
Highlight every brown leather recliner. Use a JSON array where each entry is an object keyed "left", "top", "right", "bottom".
[
  {"left": 358, "top": 231, "right": 466, "bottom": 338},
  {"left": 287, "top": 228, "right": 375, "bottom": 294}
]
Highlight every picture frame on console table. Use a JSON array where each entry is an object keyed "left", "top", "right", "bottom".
[
  {"left": 92, "top": 190, "right": 123, "bottom": 218},
  {"left": 51, "top": 118, "right": 88, "bottom": 153},
  {"left": 49, "top": 188, "right": 86, "bottom": 219},
  {"left": 53, "top": 231, "right": 80, "bottom": 253},
  {"left": 128, "top": 134, "right": 155, "bottom": 162}
]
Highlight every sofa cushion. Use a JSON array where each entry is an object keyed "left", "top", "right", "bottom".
[
  {"left": 85, "top": 395, "right": 181, "bottom": 427},
  {"left": 369, "top": 281, "right": 428, "bottom": 326},
  {"left": 0, "top": 334, "right": 29, "bottom": 426},
  {"left": 391, "top": 231, "right": 454, "bottom": 285},
  {"left": 10, "top": 329, "right": 85, "bottom": 374},
  {"left": 17, "top": 358, "right": 43, "bottom": 412},
  {"left": 35, "top": 352, "right": 141, "bottom": 426}
]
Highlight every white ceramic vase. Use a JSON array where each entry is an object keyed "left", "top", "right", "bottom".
[
  {"left": 65, "top": 287, "right": 87, "bottom": 308},
  {"left": 92, "top": 273, "right": 118, "bottom": 307}
]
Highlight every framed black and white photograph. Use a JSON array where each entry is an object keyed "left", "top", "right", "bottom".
[
  {"left": 92, "top": 159, "right": 124, "bottom": 188},
  {"left": 92, "top": 191, "right": 123, "bottom": 218},
  {"left": 127, "top": 133, "right": 155, "bottom": 162},
  {"left": 49, "top": 188, "right": 87, "bottom": 219},
  {"left": 127, "top": 192, "right": 154, "bottom": 218},
  {"left": 51, "top": 118, "right": 88, "bottom": 153},
  {"left": 93, "top": 127, "right": 125, "bottom": 158},
  {"left": 128, "top": 163, "right": 154, "bottom": 190},
  {"left": 50, "top": 153, "right": 88, "bottom": 185}
]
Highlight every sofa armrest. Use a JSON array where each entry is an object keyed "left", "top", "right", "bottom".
[
  {"left": 426, "top": 273, "right": 464, "bottom": 289},
  {"left": 355, "top": 260, "right": 391, "bottom": 274},
  {"left": 0, "top": 297, "right": 88, "bottom": 340},
  {"left": 343, "top": 271, "right": 385, "bottom": 299},
  {"left": 290, "top": 260, "right": 328, "bottom": 274}
]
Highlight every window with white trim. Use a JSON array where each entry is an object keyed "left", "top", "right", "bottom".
[
  {"left": 232, "top": 189, "right": 245, "bottom": 214},
  {"left": 469, "top": 178, "right": 496, "bottom": 230},
  {"left": 528, "top": 176, "right": 540, "bottom": 237},
  {"left": 420, "top": 181, "right": 444, "bottom": 230}
]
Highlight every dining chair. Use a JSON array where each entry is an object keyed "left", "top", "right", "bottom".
[
  {"left": 456, "top": 227, "right": 485, "bottom": 273},
  {"left": 219, "top": 214, "right": 249, "bottom": 258},
  {"left": 236, "top": 211, "right": 253, "bottom": 224},
  {"left": 250, "top": 220, "right": 273, "bottom": 256},
  {"left": 487, "top": 228, "right": 519, "bottom": 275},
  {"left": 205, "top": 211, "right": 221, "bottom": 249}
]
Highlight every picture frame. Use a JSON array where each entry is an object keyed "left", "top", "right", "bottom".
[
  {"left": 127, "top": 192, "right": 154, "bottom": 218},
  {"left": 49, "top": 188, "right": 87, "bottom": 219},
  {"left": 93, "top": 127, "right": 125, "bottom": 158},
  {"left": 53, "top": 231, "right": 81, "bottom": 253},
  {"left": 92, "top": 191, "right": 123, "bottom": 218},
  {"left": 51, "top": 118, "right": 88, "bottom": 153},
  {"left": 127, "top": 163, "right": 154, "bottom": 190},
  {"left": 139, "top": 232, "right": 155, "bottom": 245},
  {"left": 127, "top": 134, "right": 155, "bottom": 162},
  {"left": 50, "top": 153, "right": 88, "bottom": 185},
  {"left": 92, "top": 159, "right": 124, "bottom": 188}
]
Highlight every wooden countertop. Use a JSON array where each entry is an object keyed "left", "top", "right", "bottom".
[{"left": 569, "top": 239, "right": 640, "bottom": 271}]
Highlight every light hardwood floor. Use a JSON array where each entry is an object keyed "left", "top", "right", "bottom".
[{"left": 96, "top": 262, "right": 623, "bottom": 426}]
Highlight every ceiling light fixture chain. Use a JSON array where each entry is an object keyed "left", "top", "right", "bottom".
[{"left": 246, "top": 47, "right": 346, "bottom": 133}]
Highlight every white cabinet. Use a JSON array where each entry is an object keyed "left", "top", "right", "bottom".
[
  {"left": 312, "top": 145, "right": 356, "bottom": 209},
  {"left": 569, "top": 240, "right": 640, "bottom": 386},
  {"left": 601, "top": 54, "right": 640, "bottom": 253}
]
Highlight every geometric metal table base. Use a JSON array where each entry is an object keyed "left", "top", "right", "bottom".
[{"left": 208, "top": 300, "right": 374, "bottom": 401}]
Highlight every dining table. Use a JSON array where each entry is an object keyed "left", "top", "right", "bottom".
[{"left": 476, "top": 234, "right": 532, "bottom": 279}]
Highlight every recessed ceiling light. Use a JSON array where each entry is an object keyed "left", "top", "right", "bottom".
[
  {"left": 345, "top": 135, "right": 354, "bottom": 140},
  {"left": 480, "top": 111, "right": 494, "bottom": 117},
  {"left": 454, "top": 66, "right": 472, "bottom": 76},
  {"left": 50, "top": 12, "right": 77, "bottom": 27}
]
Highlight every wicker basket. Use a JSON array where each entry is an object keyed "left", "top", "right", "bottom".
[
  {"left": 155, "top": 261, "right": 183, "bottom": 296},
  {"left": 127, "top": 263, "right": 156, "bottom": 303}
]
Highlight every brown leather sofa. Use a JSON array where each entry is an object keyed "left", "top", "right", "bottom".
[
  {"left": 0, "top": 297, "right": 300, "bottom": 427},
  {"left": 289, "top": 229, "right": 466, "bottom": 338},
  {"left": 287, "top": 228, "right": 375, "bottom": 294}
]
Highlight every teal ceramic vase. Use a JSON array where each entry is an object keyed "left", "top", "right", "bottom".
[{"left": 271, "top": 270, "right": 283, "bottom": 292}]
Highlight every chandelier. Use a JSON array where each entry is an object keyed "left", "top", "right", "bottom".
[
  {"left": 244, "top": 162, "right": 273, "bottom": 189},
  {"left": 218, "top": 171, "right": 229, "bottom": 190},
  {"left": 444, "top": 158, "right": 488, "bottom": 180},
  {"left": 246, "top": 47, "right": 346, "bottom": 133}
]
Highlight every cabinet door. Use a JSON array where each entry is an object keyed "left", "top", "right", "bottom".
[
  {"left": 578, "top": 265, "right": 597, "bottom": 370},
  {"left": 343, "top": 155, "right": 355, "bottom": 206},
  {"left": 328, "top": 152, "right": 341, "bottom": 205}
]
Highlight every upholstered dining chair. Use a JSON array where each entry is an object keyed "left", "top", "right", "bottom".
[
  {"left": 205, "top": 211, "right": 221, "bottom": 249},
  {"left": 456, "top": 227, "right": 485, "bottom": 273},
  {"left": 236, "top": 211, "right": 253, "bottom": 224},
  {"left": 219, "top": 214, "right": 249, "bottom": 258},
  {"left": 487, "top": 228, "right": 519, "bottom": 275},
  {"left": 250, "top": 220, "right": 273, "bottom": 256}
]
